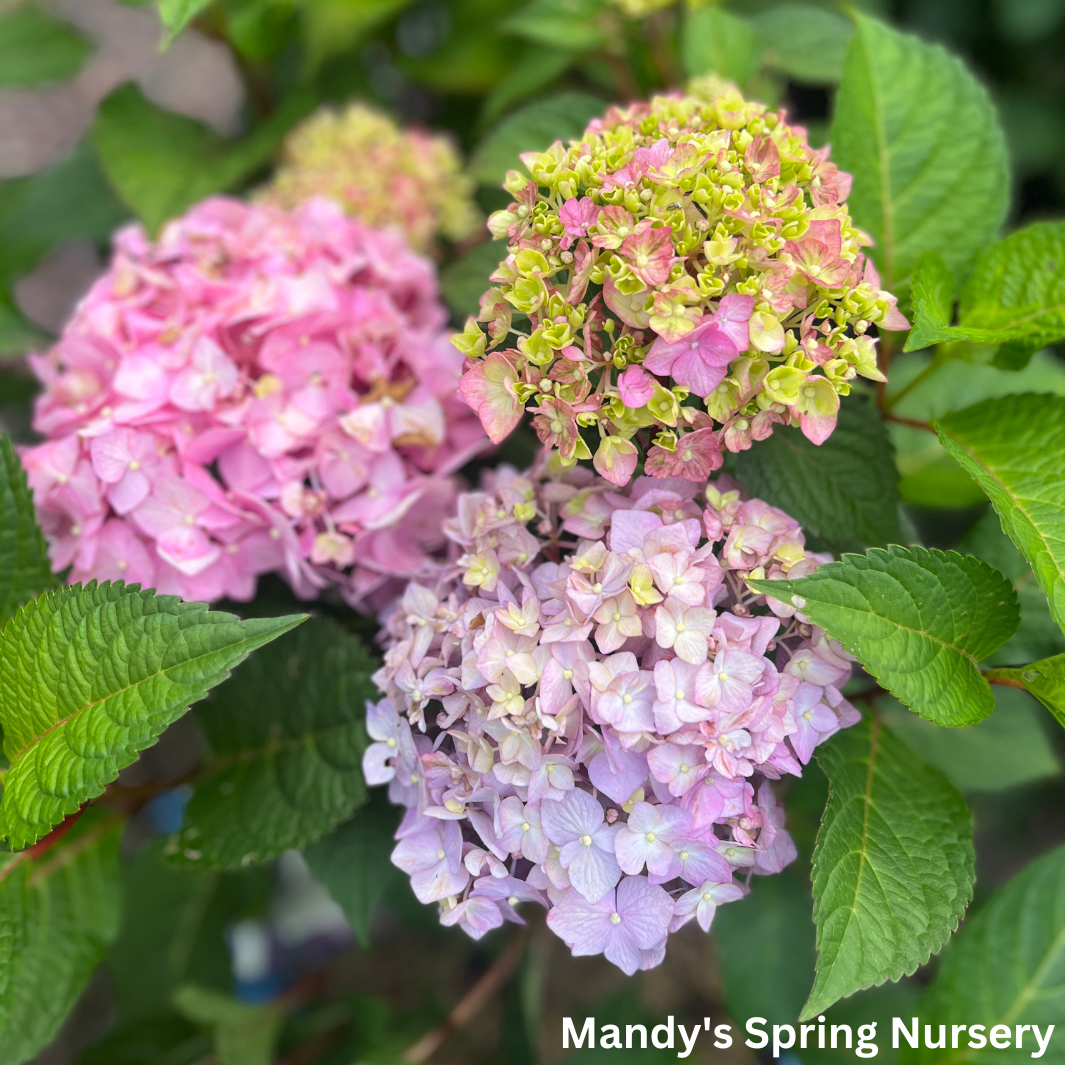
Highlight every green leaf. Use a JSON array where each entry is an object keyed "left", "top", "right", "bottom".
[
  {"left": 481, "top": 46, "right": 578, "bottom": 123},
  {"left": 906, "top": 225, "right": 1065, "bottom": 363},
  {"left": 830, "top": 13, "right": 1009, "bottom": 299},
  {"left": 0, "top": 7, "right": 92, "bottom": 89},
  {"left": 303, "top": 797, "right": 400, "bottom": 947},
  {"left": 905, "top": 251, "right": 957, "bottom": 352},
  {"left": 0, "top": 582, "right": 303, "bottom": 849},
  {"left": 714, "top": 871, "right": 816, "bottom": 1023},
  {"left": 901, "top": 843, "right": 1065, "bottom": 1065},
  {"left": 733, "top": 398, "right": 900, "bottom": 552},
  {"left": 167, "top": 617, "right": 375, "bottom": 869},
  {"left": 986, "top": 655, "right": 1065, "bottom": 731},
  {"left": 156, "top": 0, "right": 213, "bottom": 42},
  {"left": 887, "top": 350, "right": 1065, "bottom": 509},
  {"left": 752, "top": 4, "right": 853, "bottom": 84},
  {"left": 0, "top": 434, "right": 55, "bottom": 626},
  {"left": 959, "top": 510, "right": 1065, "bottom": 666},
  {"left": 470, "top": 92, "right": 606, "bottom": 188},
  {"left": 440, "top": 239, "right": 507, "bottom": 320},
  {"left": 501, "top": 0, "right": 609, "bottom": 51},
  {"left": 92, "top": 84, "right": 309, "bottom": 233},
  {"left": 750, "top": 546, "right": 1019, "bottom": 726},
  {"left": 680, "top": 6, "right": 760, "bottom": 84},
  {"left": 300, "top": 0, "right": 416, "bottom": 69},
  {"left": 879, "top": 687, "right": 1061, "bottom": 792},
  {"left": 0, "top": 295, "right": 46, "bottom": 359},
  {"left": 0, "top": 814, "right": 123, "bottom": 1065},
  {"left": 937, "top": 393, "right": 1065, "bottom": 638},
  {"left": 805, "top": 717, "right": 974, "bottom": 1019},
  {"left": 173, "top": 986, "right": 283, "bottom": 1065},
  {"left": 0, "top": 140, "right": 128, "bottom": 287}
]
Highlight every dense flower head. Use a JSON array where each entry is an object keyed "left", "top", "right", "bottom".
[
  {"left": 22, "top": 196, "right": 487, "bottom": 608},
  {"left": 367, "top": 459, "right": 859, "bottom": 971},
  {"left": 261, "top": 103, "right": 481, "bottom": 254},
  {"left": 455, "top": 80, "right": 907, "bottom": 485}
]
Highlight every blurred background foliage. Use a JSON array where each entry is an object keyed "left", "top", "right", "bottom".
[{"left": 2, "top": 1, "right": 1065, "bottom": 1063}]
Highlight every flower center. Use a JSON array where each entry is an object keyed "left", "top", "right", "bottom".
[
  {"left": 521, "top": 822, "right": 530, "bottom": 832},
  {"left": 436, "top": 849, "right": 446, "bottom": 860},
  {"left": 580, "top": 834, "right": 593, "bottom": 847},
  {"left": 645, "top": 832, "right": 656, "bottom": 842},
  {"left": 609, "top": 912, "right": 622, "bottom": 925}
]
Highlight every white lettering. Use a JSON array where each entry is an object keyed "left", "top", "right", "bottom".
[
  {"left": 562, "top": 1017, "right": 593, "bottom": 1049},
  {"left": 893, "top": 1017, "right": 919, "bottom": 1050},
  {"left": 1032, "top": 1025, "right": 1055, "bottom": 1058},
  {"left": 746, "top": 1017, "right": 769, "bottom": 1049},
  {"left": 677, "top": 1023, "right": 700, "bottom": 1058}
]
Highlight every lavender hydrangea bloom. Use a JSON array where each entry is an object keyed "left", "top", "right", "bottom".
[
  {"left": 367, "top": 460, "right": 861, "bottom": 973},
  {"left": 547, "top": 876, "right": 674, "bottom": 975}
]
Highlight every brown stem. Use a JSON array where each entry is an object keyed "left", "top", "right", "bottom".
[
  {"left": 402, "top": 928, "right": 530, "bottom": 1064},
  {"left": 882, "top": 412, "right": 936, "bottom": 433},
  {"left": 875, "top": 332, "right": 896, "bottom": 413},
  {"left": 985, "top": 674, "right": 1026, "bottom": 690}
]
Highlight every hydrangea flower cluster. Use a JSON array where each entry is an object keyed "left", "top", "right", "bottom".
[
  {"left": 21, "top": 196, "right": 487, "bottom": 608},
  {"left": 365, "top": 461, "right": 859, "bottom": 972},
  {"left": 455, "top": 81, "right": 907, "bottom": 486},
  {"left": 261, "top": 103, "right": 481, "bottom": 254}
]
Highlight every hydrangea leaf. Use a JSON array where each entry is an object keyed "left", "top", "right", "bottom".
[
  {"left": 900, "top": 843, "right": 1065, "bottom": 1065},
  {"left": 0, "top": 582, "right": 304, "bottom": 849},
  {"left": 986, "top": 655, "right": 1065, "bottom": 732},
  {"left": 500, "top": 0, "right": 608, "bottom": 52},
  {"left": 750, "top": 547, "right": 1019, "bottom": 726},
  {"left": 173, "top": 985, "right": 283, "bottom": 1065},
  {"left": 0, "top": 435, "right": 55, "bottom": 626},
  {"left": 93, "top": 84, "right": 310, "bottom": 233},
  {"left": 303, "top": 797, "right": 401, "bottom": 947},
  {"left": 805, "top": 718, "right": 974, "bottom": 1020},
  {"left": 879, "top": 687, "right": 1061, "bottom": 793},
  {"left": 734, "top": 398, "right": 900, "bottom": 552},
  {"left": 680, "top": 6, "right": 760, "bottom": 84},
  {"left": 156, "top": 0, "right": 212, "bottom": 42},
  {"left": 831, "top": 13, "right": 1009, "bottom": 299},
  {"left": 0, "top": 813, "right": 123, "bottom": 1065},
  {"left": 167, "top": 617, "right": 376, "bottom": 869},
  {"left": 906, "top": 225, "right": 1065, "bottom": 365},
  {"left": 0, "top": 6, "right": 92, "bottom": 89},
  {"left": 469, "top": 92, "right": 607, "bottom": 188},
  {"left": 752, "top": 4, "right": 853, "bottom": 84},
  {"left": 937, "top": 393, "right": 1065, "bottom": 637}
]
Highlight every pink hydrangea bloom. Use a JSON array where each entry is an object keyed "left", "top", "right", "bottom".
[
  {"left": 455, "top": 80, "right": 908, "bottom": 484},
  {"left": 21, "top": 197, "right": 487, "bottom": 608},
  {"left": 367, "top": 458, "right": 860, "bottom": 971}
]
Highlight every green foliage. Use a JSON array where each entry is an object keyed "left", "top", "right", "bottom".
[
  {"left": 887, "top": 350, "right": 1065, "bottom": 508},
  {"left": 733, "top": 398, "right": 900, "bottom": 552},
  {"left": 714, "top": 871, "right": 816, "bottom": 1023},
  {"left": 753, "top": 4, "right": 853, "bottom": 83},
  {"left": 167, "top": 617, "right": 375, "bottom": 869},
  {"left": 0, "top": 6, "right": 92, "bottom": 89},
  {"left": 0, "top": 582, "right": 303, "bottom": 848},
  {"left": 0, "top": 140, "right": 128, "bottom": 288},
  {"left": 92, "top": 84, "right": 309, "bottom": 233},
  {"left": 501, "top": 0, "right": 609, "bottom": 52},
  {"left": 987, "top": 655, "right": 1065, "bottom": 731},
  {"left": 470, "top": 92, "right": 607, "bottom": 188},
  {"left": 879, "top": 687, "right": 1061, "bottom": 792},
  {"left": 173, "top": 985, "right": 283, "bottom": 1065},
  {"left": 0, "top": 434, "right": 55, "bottom": 626},
  {"left": 750, "top": 546, "right": 1019, "bottom": 726},
  {"left": 441, "top": 239, "right": 508, "bottom": 320},
  {"left": 938, "top": 393, "right": 1065, "bottom": 637},
  {"left": 0, "top": 814, "right": 123, "bottom": 1065},
  {"left": 959, "top": 509, "right": 1065, "bottom": 666},
  {"left": 805, "top": 718, "right": 974, "bottom": 1019},
  {"left": 303, "top": 797, "right": 400, "bottom": 947},
  {"left": 680, "top": 6, "right": 760, "bottom": 84},
  {"left": 831, "top": 13, "right": 1009, "bottom": 298},
  {"left": 902, "top": 843, "right": 1065, "bottom": 1065},
  {"left": 157, "top": 0, "right": 214, "bottom": 42},
  {"left": 907, "top": 225, "right": 1065, "bottom": 367}
]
